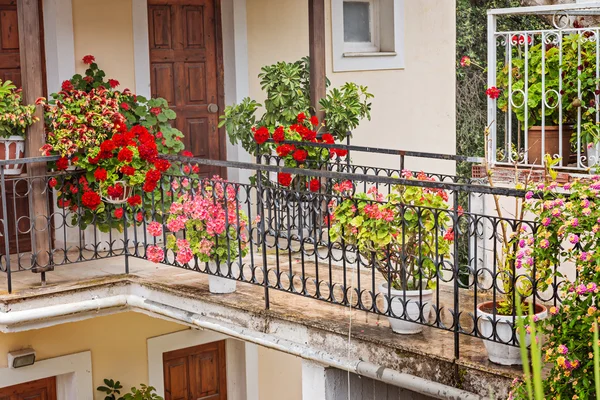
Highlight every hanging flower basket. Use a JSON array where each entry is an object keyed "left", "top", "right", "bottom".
[
  {"left": 101, "top": 181, "right": 133, "bottom": 205},
  {"left": 0, "top": 135, "right": 25, "bottom": 175}
]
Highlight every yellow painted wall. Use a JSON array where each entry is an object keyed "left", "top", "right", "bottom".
[
  {"left": 71, "top": 0, "right": 137, "bottom": 92},
  {"left": 258, "top": 346, "right": 302, "bottom": 400},
  {"left": 0, "top": 313, "right": 186, "bottom": 397},
  {"left": 246, "top": 0, "right": 457, "bottom": 174}
]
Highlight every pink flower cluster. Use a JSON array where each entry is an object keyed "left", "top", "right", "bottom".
[
  {"left": 146, "top": 245, "right": 164, "bottom": 263},
  {"left": 363, "top": 203, "right": 394, "bottom": 221},
  {"left": 147, "top": 221, "right": 163, "bottom": 237},
  {"left": 570, "top": 282, "right": 599, "bottom": 295}
]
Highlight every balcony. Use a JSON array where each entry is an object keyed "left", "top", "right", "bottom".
[{"left": 0, "top": 141, "right": 553, "bottom": 399}]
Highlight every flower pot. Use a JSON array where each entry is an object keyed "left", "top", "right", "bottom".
[
  {"left": 527, "top": 126, "right": 572, "bottom": 165},
  {"left": 207, "top": 261, "right": 238, "bottom": 294},
  {"left": 101, "top": 181, "right": 133, "bottom": 205},
  {"left": 0, "top": 135, "right": 25, "bottom": 175},
  {"left": 477, "top": 301, "right": 547, "bottom": 366},
  {"left": 588, "top": 143, "right": 600, "bottom": 169},
  {"left": 378, "top": 282, "right": 433, "bottom": 334}
]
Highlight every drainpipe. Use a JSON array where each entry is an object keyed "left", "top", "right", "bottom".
[
  {"left": 128, "top": 297, "right": 484, "bottom": 400},
  {"left": 0, "top": 294, "right": 484, "bottom": 400}
]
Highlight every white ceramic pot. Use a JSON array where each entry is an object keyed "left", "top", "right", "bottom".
[
  {"left": 588, "top": 143, "right": 600, "bottom": 169},
  {"left": 207, "top": 261, "right": 238, "bottom": 294},
  {"left": 0, "top": 135, "right": 25, "bottom": 175},
  {"left": 477, "top": 301, "right": 548, "bottom": 366},
  {"left": 378, "top": 282, "right": 433, "bottom": 334}
]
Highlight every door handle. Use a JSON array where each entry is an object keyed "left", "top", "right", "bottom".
[{"left": 207, "top": 103, "right": 219, "bottom": 113}]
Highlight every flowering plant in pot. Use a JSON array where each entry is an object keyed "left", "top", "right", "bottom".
[
  {"left": 0, "top": 79, "right": 39, "bottom": 175},
  {"left": 146, "top": 177, "right": 250, "bottom": 294},
  {"left": 252, "top": 112, "right": 348, "bottom": 191},
  {"left": 328, "top": 171, "right": 453, "bottom": 334},
  {"left": 495, "top": 33, "right": 600, "bottom": 164}
]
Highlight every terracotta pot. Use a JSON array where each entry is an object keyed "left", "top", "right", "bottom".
[
  {"left": 378, "top": 282, "right": 433, "bottom": 334},
  {"left": 527, "top": 126, "right": 572, "bottom": 165},
  {"left": 477, "top": 301, "right": 547, "bottom": 365},
  {"left": 0, "top": 135, "right": 25, "bottom": 175}
]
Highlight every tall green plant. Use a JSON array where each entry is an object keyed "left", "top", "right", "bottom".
[{"left": 219, "top": 57, "right": 372, "bottom": 156}]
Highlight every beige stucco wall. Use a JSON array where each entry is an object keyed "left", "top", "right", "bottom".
[
  {"left": 246, "top": 0, "right": 457, "bottom": 174},
  {"left": 0, "top": 313, "right": 186, "bottom": 397},
  {"left": 258, "top": 346, "right": 302, "bottom": 400},
  {"left": 71, "top": 0, "right": 136, "bottom": 92}
]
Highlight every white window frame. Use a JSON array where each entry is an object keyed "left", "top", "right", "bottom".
[
  {"left": 342, "top": 0, "right": 380, "bottom": 54},
  {"left": 332, "top": 0, "right": 405, "bottom": 72}
]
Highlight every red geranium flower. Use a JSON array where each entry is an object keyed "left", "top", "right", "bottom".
[
  {"left": 108, "top": 79, "right": 120, "bottom": 88},
  {"left": 254, "top": 126, "right": 270, "bottom": 144},
  {"left": 273, "top": 126, "right": 285, "bottom": 143},
  {"left": 150, "top": 107, "right": 162, "bottom": 116},
  {"left": 310, "top": 115, "right": 319, "bottom": 126},
  {"left": 48, "top": 178, "right": 58, "bottom": 188},
  {"left": 100, "top": 140, "right": 116, "bottom": 153},
  {"left": 81, "top": 191, "right": 102, "bottom": 210},
  {"left": 88, "top": 155, "right": 100, "bottom": 165},
  {"left": 278, "top": 172, "right": 292, "bottom": 187},
  {"left": 121, "top": 165, "right": 136, "bottom": 176},
  {"left": 145, "top": 169, "right": 161, "bottom": 183},
  {"left": 321, "top": 133, "right": 335, "bottom": 144},
  {"left": 486, "top": 86, "right": 501, "bottom": 100},
  {"left": 136, "top": 212, "right": 144, "bottom": 222},
  {"left": 143, "top": 181, "right": 157, "bottom": 192},
  {"left": 56, "top": 157, "right": 69, "bottom": 171},
  {"left": 181, "top": 150, "right": 193, "bottom": 157},
  {"left": 297, "top": 112, "right": 306, "bottom": 123},
  {"left": 82, "top": 55, "right": 95, "bottom": 65},
  {"left": 276, "top": 144, "right": 295, "bottom": 157},
  {"left": 94, "top": 168, "right": 108, "bottom": 182},
  {"left": 308, "top": 178, "right": 320, "bottom": 192},
  {"left": 301, "top": 129, "right": 316, "bottom": 141},
  {"left": 120, "top": 102, "right": 129, "bottom": 111},
  {"left": 107, "top": 184, "right": 124, "bottom": 198},
  {"left": 332, "top": 148, "right": 348, "bottom": 158},
  {"left": 154, "top": 159, "right": 171, "bottom": 172},
  {"left": 61, "top": 80, "right": 73, "bottom": 92},
  {"left": 84, "top": 76, "right": 94, "bottom": 84},
  {"left": 292, "top": 149, "right": 308, "bottom": 163},
  {"left": 114, "top": 208, "right": 124, "bottom": 219},
  {"left": 117, "top": 147, "right": 134, "bottom": 163},
  {"left": 127, "top": 195, "right": 142, "bottom": 207}
]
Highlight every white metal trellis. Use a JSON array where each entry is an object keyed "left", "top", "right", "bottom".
[{"left": 487, "top": 2, "right": 600, "bottom": 171}]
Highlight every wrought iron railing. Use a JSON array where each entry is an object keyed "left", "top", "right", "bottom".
[
  {"left": 0, "top": 145, "right": 564, "bottom": 364},
  {"left": 488, "top": 2, "right": 600, "bottom": 171}
]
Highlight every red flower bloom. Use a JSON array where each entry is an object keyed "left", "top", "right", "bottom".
[
  {"left": 94, "top": 168, "right": 108, "bottom": 182},
  {"left": 131, "top": 125, "right": 149, "bottom": 137},
  {"left": 310, "top": 115, "right": 319, "bottom": 126},
  {"left": 292, "top": 149, "right": 308, "bottom": 163},
  {"left": 486, "top": 86, "right": 501, "bottom": 100},
  {"left": 276, "top": 144, "right": 295, "bottom": 157},
  {"left": 181, "top": 150, "right": 193, "bottom": 157},
  {"left": 108, "top": 79, "right": 120, "bottom": 88},
  {"left": 56, "top": 157, "right": 69, "bottom": 171},
  {"left": 297, "top": 112, "right": 306, "bottom": 123},
  {"left": 136, "top": 212, "right": 144, "bottom": 222},
  {"left": 143, "top": 181, "right": 157, "bottom": 192},
  {"left": 127, "top": 195, "right": 142, "bottom": 207},
  {"left": 321, "top": 133, "right": 335, "bottom": 144},
  {"left": 273, "top": 126, "right": 285, "bottom": 143},
  {"left": 48, "top": 178, "right": 58, "bottom": 188},
  {"left": 121, "top": 165, "right": 136, "bottom": 176},
  {"left": 82, "top": 55, "right": 95, "bottom": 65},
  {"left": 192, "top": 165, "right": 200, "bottom": 174},
  {"left": 300, "top": 129, "right": 316, "bottom": 141},
  {"left": 117, "top": 147, "right": 134, "bottom": 163},
  {"left": 254, "top": 126, "right": 270, "bottom": 144},
  {"left": 145, "top": 169, "right": 161, "bottom": 183},
  {"left": 332, "top": 148, "right": 348, "bottom": 158},
  {"left": 114, "top": 208, "right": 124, "bottom": 219},
  {"left": 120, "top": 102, "right": 129, "bottom": 111},
  {"left": 150, "top": 107, "right": 162, "bottom": 116},
  {"left": 278, "top": 172, "right": 292, "bottom": 187},
  {"left": 107, "top": 184, "right": 124, "bottom": 198},
  {"left": 88, "top": 155, "right": 100, "bottom": 165},
  {"left": 61, "top": 80, "right": 73, "bottom": 92},
  {"left": 154, "top": 159, "right": 171, "bottom": 172},
  {"left": 460, "top": 56, "right": 471, "bottom": 67},
  {"left": 100, "top": 140, "right": 116, "bottom": 153},
  {"left": 308, "top": 178, "right": 320, "bottom": 192},
  {"left": 57, "top": 198, "right": 71, "bottom": 208},
  {"left": 83, "top": 76, "right": 94, "bottom": 84},
  {"left": 81, "top": 191, "right": 102, "bottom": 210}
]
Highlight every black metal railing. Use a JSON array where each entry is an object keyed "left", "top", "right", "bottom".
[{"left": 0, "top": 144, "right": 562, "bottom": 364}]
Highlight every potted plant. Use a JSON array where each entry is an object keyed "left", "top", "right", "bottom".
[
  {"left": 146, "top": 177, "right": 250, "bottom": 294},
  {"left": 496, "top": 33, "right": 600, "bottom": 164},
  {"left": 329, "top": 172, "right": 453, "bottom": 334},
  {"left": 98, "top": 378, "right": 163, "bottom": 400},
  {"left": 579, "top": 121, "right": 600, "bottom": 169},
  {"left": 0, "top": 79, "right": 38, "bottom": 175}
]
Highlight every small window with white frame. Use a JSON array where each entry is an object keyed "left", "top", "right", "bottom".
[
  {"left": 343, "top": 0, "right": 379, "bottom": 54},
  {"left": 332, "top": 0, "right": 404, "bottom": 72}
]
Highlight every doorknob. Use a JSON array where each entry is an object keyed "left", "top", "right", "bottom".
[{"left": 207, "top": 103, "right": 219, "bottom": 113}]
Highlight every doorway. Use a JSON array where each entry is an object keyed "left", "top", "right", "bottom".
[{"left": 0, "top": 376, "right": 57, "bottom": 400}]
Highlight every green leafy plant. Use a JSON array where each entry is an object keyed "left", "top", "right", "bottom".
[
  {"left": 329, "top": 172, "right": 453, "bottom": 290},
  {"left": 97, "top": 379, "right": 163, "bottom": 400},
  {"left": 0, "top": 79, "right": 38, "bottom": 138},
  {"left": 219, "top": 57, "right": 372, "bottom": 156}
]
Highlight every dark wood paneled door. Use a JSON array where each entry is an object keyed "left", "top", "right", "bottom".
[
  {"left": 0, "top": 0, "right": 20, "bottom": 86},
  {"left": 0, "top": 377, "right": 57, "bottom": 400},
  {"left": 163, "top": 341, "right": 227, "bottom": 400},
  {"left": 148, "top": 0, "right": 225, "bottom": 176}
]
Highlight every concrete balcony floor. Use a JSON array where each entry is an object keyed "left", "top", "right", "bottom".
[{"left": 0, "top": 249, "right": 519, "bottom": 398}]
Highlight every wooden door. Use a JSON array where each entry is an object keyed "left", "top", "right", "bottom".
[
  {"left": 0, "top": 377, "right": 57, "bottom": 400},
  {"left": 163, "top": 341, "right": 227, "bottom": 400},
  {"left": 148, "top": 0, "right": 225, "bottom": 176},
  {"left": 0, "top": 0, "right": 20, "bottom": 87}
]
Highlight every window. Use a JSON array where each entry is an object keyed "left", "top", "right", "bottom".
[
  {"left": 343, "top": 1, "right": 379, "bottom": 53},
  {"left": 332, "top": 0, "right": 404, "bottom": 71}
]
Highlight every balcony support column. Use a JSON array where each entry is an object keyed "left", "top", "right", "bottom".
[{"left": 308, "top": 0, "right": 326, "bottom": 121}]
